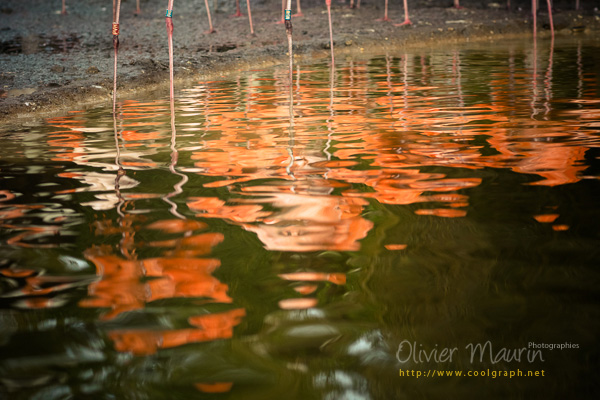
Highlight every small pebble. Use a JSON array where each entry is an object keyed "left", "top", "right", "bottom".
[{"left": 86, "top": 66, "right": 100, "bottom": 74}]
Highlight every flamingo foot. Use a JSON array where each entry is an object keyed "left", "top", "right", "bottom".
[
  {"left": 276, "top": 19, "right": 285, "bottom": 24},
  {"left": 231, "top": 12, "right": 244, "bottom": 18},
  {"left": 135, "top": 9, "right": 142, "bottom": 16},
  {"left": 293, "top": 13, "right": 304, "bottom": 18},
  {"left": 453, "top": 5, "right": 464, "bottom": 9},
  {"left": 376, "top": 17, "right": 391, "bottom": 22},
  {"left": 204, "top": 28, "right": 217, "bottom": 34},
  {"left": 394, "top": 19, "right": 412, "bottom": 26}
]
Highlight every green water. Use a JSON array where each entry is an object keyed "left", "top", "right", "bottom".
[{"left": 1, "top": 38, "right": 599, "bottom": 399}]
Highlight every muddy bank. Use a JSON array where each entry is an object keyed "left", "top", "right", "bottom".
[{"left": 0, "top": 0, "right": 598, "bottom": 126}]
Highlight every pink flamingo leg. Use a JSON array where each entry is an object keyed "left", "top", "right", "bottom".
[
  {"left": 546, "top": 0, "right": 554, "bottom": 39},
  {"left": 62, "top": 0, "right": 67, "bottom": 14},
  {"left": 113, "top": 0, "right": 122, "bottom": 113},
  {"left": 394, "top": 0, "right": 412, "bottom": 26},
  {"left": 166, "top": 0, "right": 175, "bottom": 101},
  {"left": 376, "top": 0, "right": 390, "bottom": 21},
  {"left": 453, "top": 0, "right": 463, "bottom": 9},
  {"left": 247, "top": 0, "right": 255, "bottom": 35},
  {"left": 232, "top": 0, "right": 244, "bottom": 17},
  {"left": 277, "top": 0, "right": 285, "bottom": 24},
  {"left": 326, "top": 0, "right": 334, "bottom": 67},
  {"left": 532, "top": 0, "right": 537, "bottom": 39},
  {"left": 285, "top": 0, "right": 294, "bottom": 123},
  {"left": 204, "top": 0, "right": 216, "bottom": 33},
  {"left": 294, "top": 0, "right": 303, "bottom": 17}
]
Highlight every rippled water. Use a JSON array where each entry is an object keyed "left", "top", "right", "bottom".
[{"left": 1, "top": 38, "right": 599, "bottom": 399}]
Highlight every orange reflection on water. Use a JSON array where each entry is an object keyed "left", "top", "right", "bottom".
[
  {"left": 110, "top": 308, "right": 246, "bottom": 355},
  {"left": 146, "top": 219, "right": 208, "bottom": 233},
  {"left": 241, "top": 193, "right": 373, "bottom": 252},
  {"left": 2, "top": 223, "right": 60, "bottom": 248},
  {"left": 279, "top": 272, "right": 346, "bottom": 285},
  {"left": 533, "top": 214, "right": 560, "bottom": 223},
  {"left": 278, "top": 298, "right": 319, "bottom": 310},
  {"left": 81, "top": 250, "right": 229, "bottom": 320},
  {"left": 385, "top": 244, "right": 407, "bottom": 251},
  {"left": 277, "top": 271, "right": 346, "bottom": 310},
  {"left": 484, "top": 127, "right": 588, "bottom": 187},
  {"left": 293, "top": 284, "right": 319, "bottom": 295},
  {"left": 0, "top": 263, "right": 93, "bottom": 309},
  {"left": 22, "top": 49, "right": 598, "bottom": 257},
  {"left": 415, "top": 208, "right": 468, "bottom": 218},
  {"left": 194, "top": 382, "right": 234, "bottom": 394},
  {"left": 188, "top": 197, "right": 271, "bottom": 223},
  {"left": 77, "top": 210, "right": 243, "bottom": 354}
]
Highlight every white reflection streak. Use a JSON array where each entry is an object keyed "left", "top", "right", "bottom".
[
  {"left": 245, "top": 73, "right": 253, "bottom": 121},
  {"left": 454, "top": 50, "right": 464, "bottom": 109},
  {"left": 543, "top": 37, "right": 554, "bottom": 119},
  {"left": 324, "top": 67, "right": 335, "bottom": 165},
  {"left": 398, "top": 54, "right": 409, "bottom": 133},
  {"left": 113, "top": 114, "right": 125, "bottom": 218},
  {"left": 286, "top": 104, "right": 295, "bottom": 180},
  {"left": 454, "top": 50, "right": 465, "bottom": 143},
  {"left": 349, "top": 61, "right": 355, "bottom": 106},
  {"left": 164, "top": 98, "right": 188, "bottom": 219},
  {"left": 285, "top": 27, "right": 295, "bottom": 180},
  {"left": 203, "top": 85, "right": 212, "bottom": 138},
  {"left": 531, "top": 38, "right": 539, "bottom": 120},
  {"left": 286, "top": 132, "right": 295, "bottom": 180},
  {"left": 386, "top": 54, "right": 394, "bottom": 128}
]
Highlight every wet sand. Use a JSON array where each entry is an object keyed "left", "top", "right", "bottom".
[{"left": 0, "top": 0, "right": 598, "bottom": 126}]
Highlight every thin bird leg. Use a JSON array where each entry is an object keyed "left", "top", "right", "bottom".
[
  {"left": 232, "top": 0, "right": 243, "bottom": 17},
  {"left": 326, "top": 0, "right": 334, "bottom": 67},
  {"left": 376, "top": 0, "right": 390, "bottom": 22},
  {"left": 394, "top": 0, "right": 412, "bottom": 26},
  {"left": 247, "top": 0, "right": 255, "bottom": 35},
  {"left": 294, "top": 0, "right": 303, "bottom": 17},
  {"left": 166, "top": 0, "right": 175, "bottom": 101},
  {"left": 113, "top": 0, "right": 122, "bottom": 114},
  {"left": 532, "top": 0, "right": 537, "bottom": 39},
  {"left": 546, "top": 0, "right": 554, "bottom": 39},
  {"left": 204, "top": 0, "right": 216, "bottom": 33},
  {"left": 277, "top": 0, "right": 285, "bottom": 24},
  {"left": 284, "top": 0, "right": 294, "bottom": 122}
]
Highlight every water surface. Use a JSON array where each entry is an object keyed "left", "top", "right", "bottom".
[{"left": 1, "top": 37, "right": 599, "bottom": 399}]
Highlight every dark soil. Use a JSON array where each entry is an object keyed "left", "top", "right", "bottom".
[{"left": 0, "top": 0, "right": 598, "bottom": 126}]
